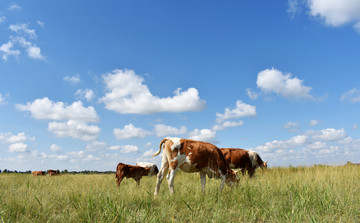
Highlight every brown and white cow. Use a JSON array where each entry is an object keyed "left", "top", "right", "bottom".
[
  {"left": 136, "top": 162, "right": 159, "bottom": 176},
  {"left": 47, "top": 169, "right": 60, "bottom": 176},
  {"left": 220, "top": 148, "right": 267, "bottom": 177},
  {"left": 32, "top": 171, "right": 46, "bottom": 176},
  {"left": 115, "top": 162, "right": 151, "bottom": 187},
  {"left": 153, "top": 137, "right": 239, "bottom": 195}
]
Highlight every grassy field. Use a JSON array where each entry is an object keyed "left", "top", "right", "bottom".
[{"left": 1, "top": 164, "right": 359, "bottom": 222}]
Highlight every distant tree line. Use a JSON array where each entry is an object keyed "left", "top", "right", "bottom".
[{"left": 0, "top": 169, "right": 115, "bottom": 174}]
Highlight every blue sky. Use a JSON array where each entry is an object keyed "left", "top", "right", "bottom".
[{"left": 1, "top": 0, "right": 360, "bottom": 171}]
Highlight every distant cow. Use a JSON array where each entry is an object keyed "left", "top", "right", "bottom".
[
  {"left": 32, "top": 171, "right": 46, "bottom": 176},
  {"left": 220, "top": 148, "right": 267, "bottom": 177},
  {"left": 47, "top": 169, "right": 60, "bottom": 176},
  {"left": 115, "top": 163, "right": 151, "bottom": 187},
  {"left": 136, "top": 162, "right": 159, "bottom": 176},
  {"left": 153, "top": 137, "right": 239, "bottom": 195}
]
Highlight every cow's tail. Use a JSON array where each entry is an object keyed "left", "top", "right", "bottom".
[{"left": 153, "top": 138, "right": 167, "bottom": 157}]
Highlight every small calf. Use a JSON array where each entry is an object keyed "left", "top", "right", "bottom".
[{"left": 115, "top": 162, "right": 151, "bottom": 187}]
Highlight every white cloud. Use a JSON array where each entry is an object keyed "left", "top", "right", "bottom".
[
  {"left": 75, "top": 89, "right": 95, "bottom": 101},
  {"left": 246, "top": 88, "right": 258, "bottom": 100},
  {"left": 37, "top": 21, "right": 44, "bottom": 27},
  {"left": 189, "top": 128, "right": 217, "bottom": 143},
  {"left": 287, "top": 0, "right": 302, "bottom": 19},
  {"left": 120, "top": 145, "right": 139, "bottom": 153},
  {"left": 113, "top": 123, "right": 151, "bottom": 140},
  {"left": 257, "top": 68, "right": 314, "bottom": 100},
  {"left": 0, "top": 40, "right": 21, "bottom": 60},
  {"left": 353, "top": 124, "right": 358, "bottom": 130},
  {"left": 308, "top": 0, "right": 360, "bottom": 32},
  {"left": 0, "top": 16, "right": 6, "bottom": 24},
  {"left": 99, "top": 69, "right": 206, "bottom": 114},
  {"left": 8, "top": 4, "right": 21, "bottom": 10},
  {"left": 108, "top": 145, "right": 121, "bottom": 151},
  {"left": 16, "top": 97, "right": 99, "bottom": 123},
  {"left": 216, "top": 100, "right": 256, "bottom": 123},
  {"left": 64, "top": 74, "right": 81, "bottom": 84},
  {"left": 341, "top": 88, "right": 360, "bottom": 102},
  {"left": 212, "top": 121, "right": 243, "bottom": 131},
  {"left": 308, "top": 128, "right": 347, "bottom": 141},
  {"left": 86, "top": 141, "right": 106, "bottom": 151},
  {"left": 9, "top": 143, "right": 28, "bottom": 153},
  {"left": 283, "top": 121, "right": 299, "bottom": 132},
  {"left": 0, "top": 132, "right": 33, "bottom": 144},
  {"left": 309, "top": 120, "right": 319, "bottom": 126},
  {"left": 256, "top": 68, "right": 314, "bottom": 100},
  {"left": 154, "top": 124, "right": 187, "bottom": 137},
  {"left": 9, "top": 24, "right": 37, "bottom": 39},
  {"left": 50, "top": 144, "right": 62, "bottom": 153},
  {"left": 48, "top": 120, "right": 100, "bottom": 141}
]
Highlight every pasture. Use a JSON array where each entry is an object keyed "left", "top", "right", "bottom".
[{"left": 0, "top": 164, "right": 359, "bottom": 222}]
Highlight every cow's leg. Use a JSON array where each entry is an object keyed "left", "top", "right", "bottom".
[
  {"left": 154, "top": 153, "right": 169, "bottom": 195},
  {"left": 134, "top": 177, "right": 141, "bottom": 186},
  {"left": 219, "top": 175, "right": 226, "bottom": 191},
  {"left": 116, "top": 174, "right": 124, "bottom": 187},
  {"left": 167, "top": 167, "right": 178, "bottom": 194},
  {"left": 200, "top": 172, "right": 206, "bottom": 192},
  {"left": 248, "top": 168, "right": 255, "bottom": 177}
]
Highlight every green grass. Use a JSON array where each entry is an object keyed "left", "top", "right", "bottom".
[{"left": 1, "top": 165, "right": 359, "bottom": 222}]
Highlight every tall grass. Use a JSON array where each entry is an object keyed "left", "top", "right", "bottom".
[{"left": 1, "top": 165, "right": 359, "bottom": 222}]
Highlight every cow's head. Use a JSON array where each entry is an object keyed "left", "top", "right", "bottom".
[
  {"left": 261, "top": 161, "right": 268, "bottom": 169},
  {"left": 226, "top": 170, "right": 240, "bottom": 187}
]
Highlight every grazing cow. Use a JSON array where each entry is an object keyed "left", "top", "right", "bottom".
[
  {"left": 220, "top": 148, "right": 267, "bottom": 177},
  {"left": 32, "top": 171, "right": 46, "bottom": 176},
  {"left": 136, "top": 162, "right": 159, "bottom": 176},
  {"left": 115, "top": 162, "right": 151, "bottom": 187},
  {"left": 47, "top": 169, "right": 60, "bottom": 176},
  {"left": 153, "top": 137, "right": 239, "bottom": 195}
]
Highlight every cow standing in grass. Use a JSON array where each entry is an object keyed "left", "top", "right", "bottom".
[
  {"left": 153, "top": 137, "right": 239, "bottom": 195},
  {"left": 47, "top": 169, "right": 60, "bottom": 176},
  {"left": 32, "top": 171, "right": 46, "bottom": 176},
  {"left": 220, "top": 148, "right": 267, "bottom": 177},
  {"left": 115, "top": 163, "right": 151, "bottom": 187}
]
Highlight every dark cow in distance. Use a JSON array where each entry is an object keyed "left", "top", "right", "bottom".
[
  {"left": 153, "top": 137, "right": 239, "bottom": 195},
  {"left": 47, "top": 169, "right": 60, "bottom": 176},
  {"left": 32, "top": 171, "right": 46, "bottom": 176},
  {"left": 220, "top": 148, "right": 267, "bottom": 177},
  {"left": 115, "top": 163, "right": 151, "bottom": 187}
]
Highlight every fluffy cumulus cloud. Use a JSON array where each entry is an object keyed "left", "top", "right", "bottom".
[
  {"left": 113, "top": 124, "right": 151, "bottom": 140},
  {"left": 341, "top": 88, "right": 360, "bottom": 102},
  {"left": 0, "top": 25, "right": 45, "bottom": 61},
  {"left": 8, "top": 143, "right": 28, "bottom": 152},
  {"left": 48, "top": 120, "right": 100, "bottom": 141},
  {"left": 189, "top": 128, "right": 217, "bottom": 143},
  {"left": 64, "top": 74, "right": 81, "bottom": 84},
  {"left": 308, "top": 0, "right": 360, "bottom": 32},
  {"left": 212, "top": 121, "right": 244, "bottom": 131},
  {"left": 216, "top": 100, "right": 256, "bottom": 123},
  {"left": 250, "top": 127, "right": 352, "bottom": 166},
  {"left": 120, "top": 145, "right": 139, "bottom": 153},
  {"left": 50, "top": 144, "right": 61, "bottom": 153},
  {"left": 16, "top": 97, "right": 99, "bottom": 123},
  {"left": 154, "top": 124, "right": 187, "bottom": 137},
  {"left": 283, "top": 121, "right": 299, "bottom": 132},
  {"left": 75, "top": 89, "right": 95, "bottom": 101},
  {"left": 99, "top": 69, "right": 206, "bottom": 114},
  {"left": 0, "top": 132, "right": 33, "bottom": 153},
  {"left": 256, "top": 68, "right": 314, "bottom": 100}
]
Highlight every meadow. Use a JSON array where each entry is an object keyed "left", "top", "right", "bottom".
[{"left": 0, "top": 164, "right": 359, "bottom": 222}]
